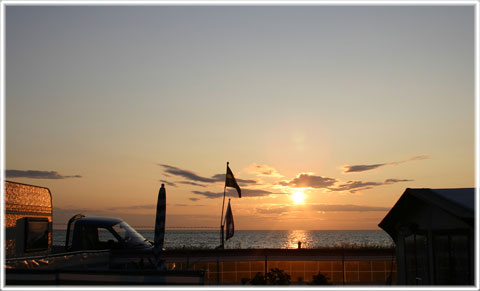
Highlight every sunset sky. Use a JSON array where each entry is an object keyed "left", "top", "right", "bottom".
[{"left": 4, "top": 5, "right": 475, "bottom": 230}]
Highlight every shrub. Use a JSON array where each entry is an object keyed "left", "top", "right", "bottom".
[
  {"left": 240, "top": 278, "right": 251, "bottom": 285},
  {"left": 242, "top": 268, "right": 291, "bottom": 285},
  {"left": 248, "top": 272, "right": 267, "bottom": 285},
  {"left": 266, "top": 268, "right": 291, "bottom": 285},
  {"left": 310, "top": 272, "right": 330, "bottom": 285}
]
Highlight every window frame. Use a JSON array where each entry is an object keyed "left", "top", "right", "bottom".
[
  {"left": 24, "top": 217, "right": 49, "bottom": 253},
  {"left": 403, "top": 230, "right": 430, "bottom": 285},
  {"left": 431, "top": 229, "right": 471, "bottom": 285}
]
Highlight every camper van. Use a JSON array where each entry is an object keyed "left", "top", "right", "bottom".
[
  {"left": 4, "top": 182, "right": 205, "bottom": 285},
  {"left": 5, "top": 181, "right": 153, "bottom": 257},
  {"left": 5, "top": 181, "right": 53, "bottom": 259}
]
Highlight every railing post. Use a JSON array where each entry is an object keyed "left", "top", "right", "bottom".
[
  {"left": 265, "top": 256, "right": 268, "bottom": 275},
  {"left": 342, "top": 248, "right": 345, "bottom": 285},
  {"left": 216, "top": 253, "right": 220, "bottom": 285}
]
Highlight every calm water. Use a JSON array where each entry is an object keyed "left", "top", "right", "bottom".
[{"left": 52, "top": 229, "right": 394, "bottom": 249}]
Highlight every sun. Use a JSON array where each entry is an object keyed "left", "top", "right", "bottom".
[{"left": 290, "top": 190, "right": 306, "bottom": 205}]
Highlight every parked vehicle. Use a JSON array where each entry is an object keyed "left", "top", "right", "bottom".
[
  {"left": 4, "top": 182, "right": 204, "bottom": 285},
  {"left": 5, "top": 181, "right": 52, "bottom": 259},
  {"left": 5, "top": 181, "right": 153, "bottom": 257},
  {"left": 65, "top": 214, "right": 153, "bottom": 252}
]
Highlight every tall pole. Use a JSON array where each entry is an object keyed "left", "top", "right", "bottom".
[
  {"left": 219, "top": 162, "right": 228, "bottom": 249},
  {"left": 220, "top": 185, "right": 226, "bottom": 248}
]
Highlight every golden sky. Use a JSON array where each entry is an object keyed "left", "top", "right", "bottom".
[{"left": 4, "top": 5, "right": 475, "bottom": 230}]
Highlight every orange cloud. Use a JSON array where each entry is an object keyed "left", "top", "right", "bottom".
[{"left": 244, "top": 163, "right": 283, "bottom": 177}]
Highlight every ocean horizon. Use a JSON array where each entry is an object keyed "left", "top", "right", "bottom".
[{"left": 52, "top": 229, "right": 395, "bottom": 249}]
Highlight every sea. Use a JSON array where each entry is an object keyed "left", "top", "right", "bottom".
[{"left": 52, "top": 229, "right": 394, "bottom": 249}]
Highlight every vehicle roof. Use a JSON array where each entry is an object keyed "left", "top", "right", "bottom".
[
  {"left": 76, "top": 216, "right": 124, "bottom": 227},
  {"left": 5, "top": 180, "right": 52, "bottom": 211}
]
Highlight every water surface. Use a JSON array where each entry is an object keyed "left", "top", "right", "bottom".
[{"left": 53, "top": 229, "right": 394, "bottom": 249}]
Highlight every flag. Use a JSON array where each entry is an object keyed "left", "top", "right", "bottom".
[
  {"left": 225, "top": 200, "right": 234, "bottom": 240},
  {"left": 154, "top": 184, "right": 166, "bottom": 270},
  {"left": 225, "top": 163, "right": 241, "bottom": 198}
]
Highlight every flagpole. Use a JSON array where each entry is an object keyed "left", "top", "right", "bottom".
[
  {"left": 220, "top": 185, "right": 226, "bottom": 248},
  {"left": 219, "top": 162, "right": 228, "bottom": 249}
]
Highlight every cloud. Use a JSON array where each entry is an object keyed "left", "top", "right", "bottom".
[
  {"left": 311, "top": 204, "right": 389, "bottom": 212},
  {"left": 210, "top": 174, "right": 257, "bottom": 185},
  {"left": 159, "top": 164, "right": 216, "bottom": 182},
  {"left": 6, "top": 170, "right": 82, "bottom": 179},
  {"left": 279, "top": 173, "right": 337, "bottom": 188},
  {"left": 256, "top": 203, "right": 390, "bottom": 215},
  {"left": 173, "top": 203, "right": 205, "bottom": 207},
  {"left": 106, "top": 204, "right": 156, "bottom": 211},
  {"left": 343, "top": 155, "right": 430, "bottom": 173},
  {"left": 329, "top": 181, "right": 382, "bottom": 193},
  {"left": 158, "top": 179, "right": 177, "bottom": 187},
  {"left": 343, "top": 164, "right": 385, "bottom": 173},
  {"left": 189, "top": 197, "right": 200, "bottom": 202},
  {"left": 159, "top": 164, "right": 257, "bottom": 185},
  {"left": 53, "top": 206, "right": 91, "bottom": 214},
  {"left": 409, "top": 155, "right": 430, "bottom": 161},
  {"left": 192, "top": 188, "right": 276, "bottom": 199},
  {"left": 256, "top": 206, "right": 291, "bottom": 215},
  {"left": 278, "top": 170, "right": 413, "bottom": 193},
  {"left": 245, "top": 163, "right": 283, "bottom": 177},
  {"left": 103, "top": 202, "right": 209, "bottom": 212},
  {"left": 329, "top": 178, "right": 413, "bottom": 193},
  {"left": 384, "top": 178, "right": 413, "bottom": 184},
  {"left": 191, "top": 191, "right": 227, "bottom": 199},
  {"left": 177, "top": 181, "right": 207, "bottom": 187}
]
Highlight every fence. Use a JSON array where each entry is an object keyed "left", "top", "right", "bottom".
[
  {"left": 6, "top": 248, "right": 397, "bottom": 285},
  {"left": 160, "top": 248, "right": 397, "bottom": 285}
]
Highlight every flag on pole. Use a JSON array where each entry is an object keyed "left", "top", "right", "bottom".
[
  {"left": 225, "top": 162, "right": 241, "bottom": 198},
  {"left": 154, "top": 184, "right": 166, "bottom": 270},
  {"left": 225, "top": 199, "right": 234, "bottom": 240}
]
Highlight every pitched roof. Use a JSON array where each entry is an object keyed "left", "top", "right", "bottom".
[
  {"left": 379, "top": 188, "right": 475, "bottom": 238},
  {"left": 429, "top": 188, "right": 474, "bottom": 212}
]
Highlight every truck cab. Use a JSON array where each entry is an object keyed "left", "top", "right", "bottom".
[{"left": 65, "top": 214, "right": 152, "bottom": 252}]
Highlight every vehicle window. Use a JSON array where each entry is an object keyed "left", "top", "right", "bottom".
[
  {"left": 112, "top": 221, "right": 150, "bottom": 249},
  {"left": 93, "top": 227, "right": 120, "bottom": 250},
  {"left": 112, "top": 223, "right": 126, "bottom": 239},
  {"left": 81, "top": 225, "right": 99, "bottom": 250},
  {"left": 25, "top": 218, "right": 49, "bottom": 252},
  {"left": 98, "top": 228, "right": 118, "bottom": 243}
]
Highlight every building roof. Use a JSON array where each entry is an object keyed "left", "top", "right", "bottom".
[
  {"left": 378, "top": 188, "right": 475, "bottom": 238},
  {"left": 430, "top": 188, "right": 474, "bottom": 212},
  {"left": 412, "top": 188, "right": 475, "bottom": 217}
]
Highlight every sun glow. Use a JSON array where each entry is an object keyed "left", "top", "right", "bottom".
[{"left": 291, "top": 190, "right": 306, "bottom": 205}]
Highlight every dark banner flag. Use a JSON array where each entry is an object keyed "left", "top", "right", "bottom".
[
  {"left": 225, "top": 163, "right": 241, "bottom": 198},
  {"left": 154, "top": 184, "right": 166, "bottom": 270},
  {"left": 225, "top": 199, "right": 234, "bottom": 240}
]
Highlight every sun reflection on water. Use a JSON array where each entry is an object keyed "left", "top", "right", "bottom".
[{"left": 284, "top": 230, "right": 313, "bottom": 249}]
